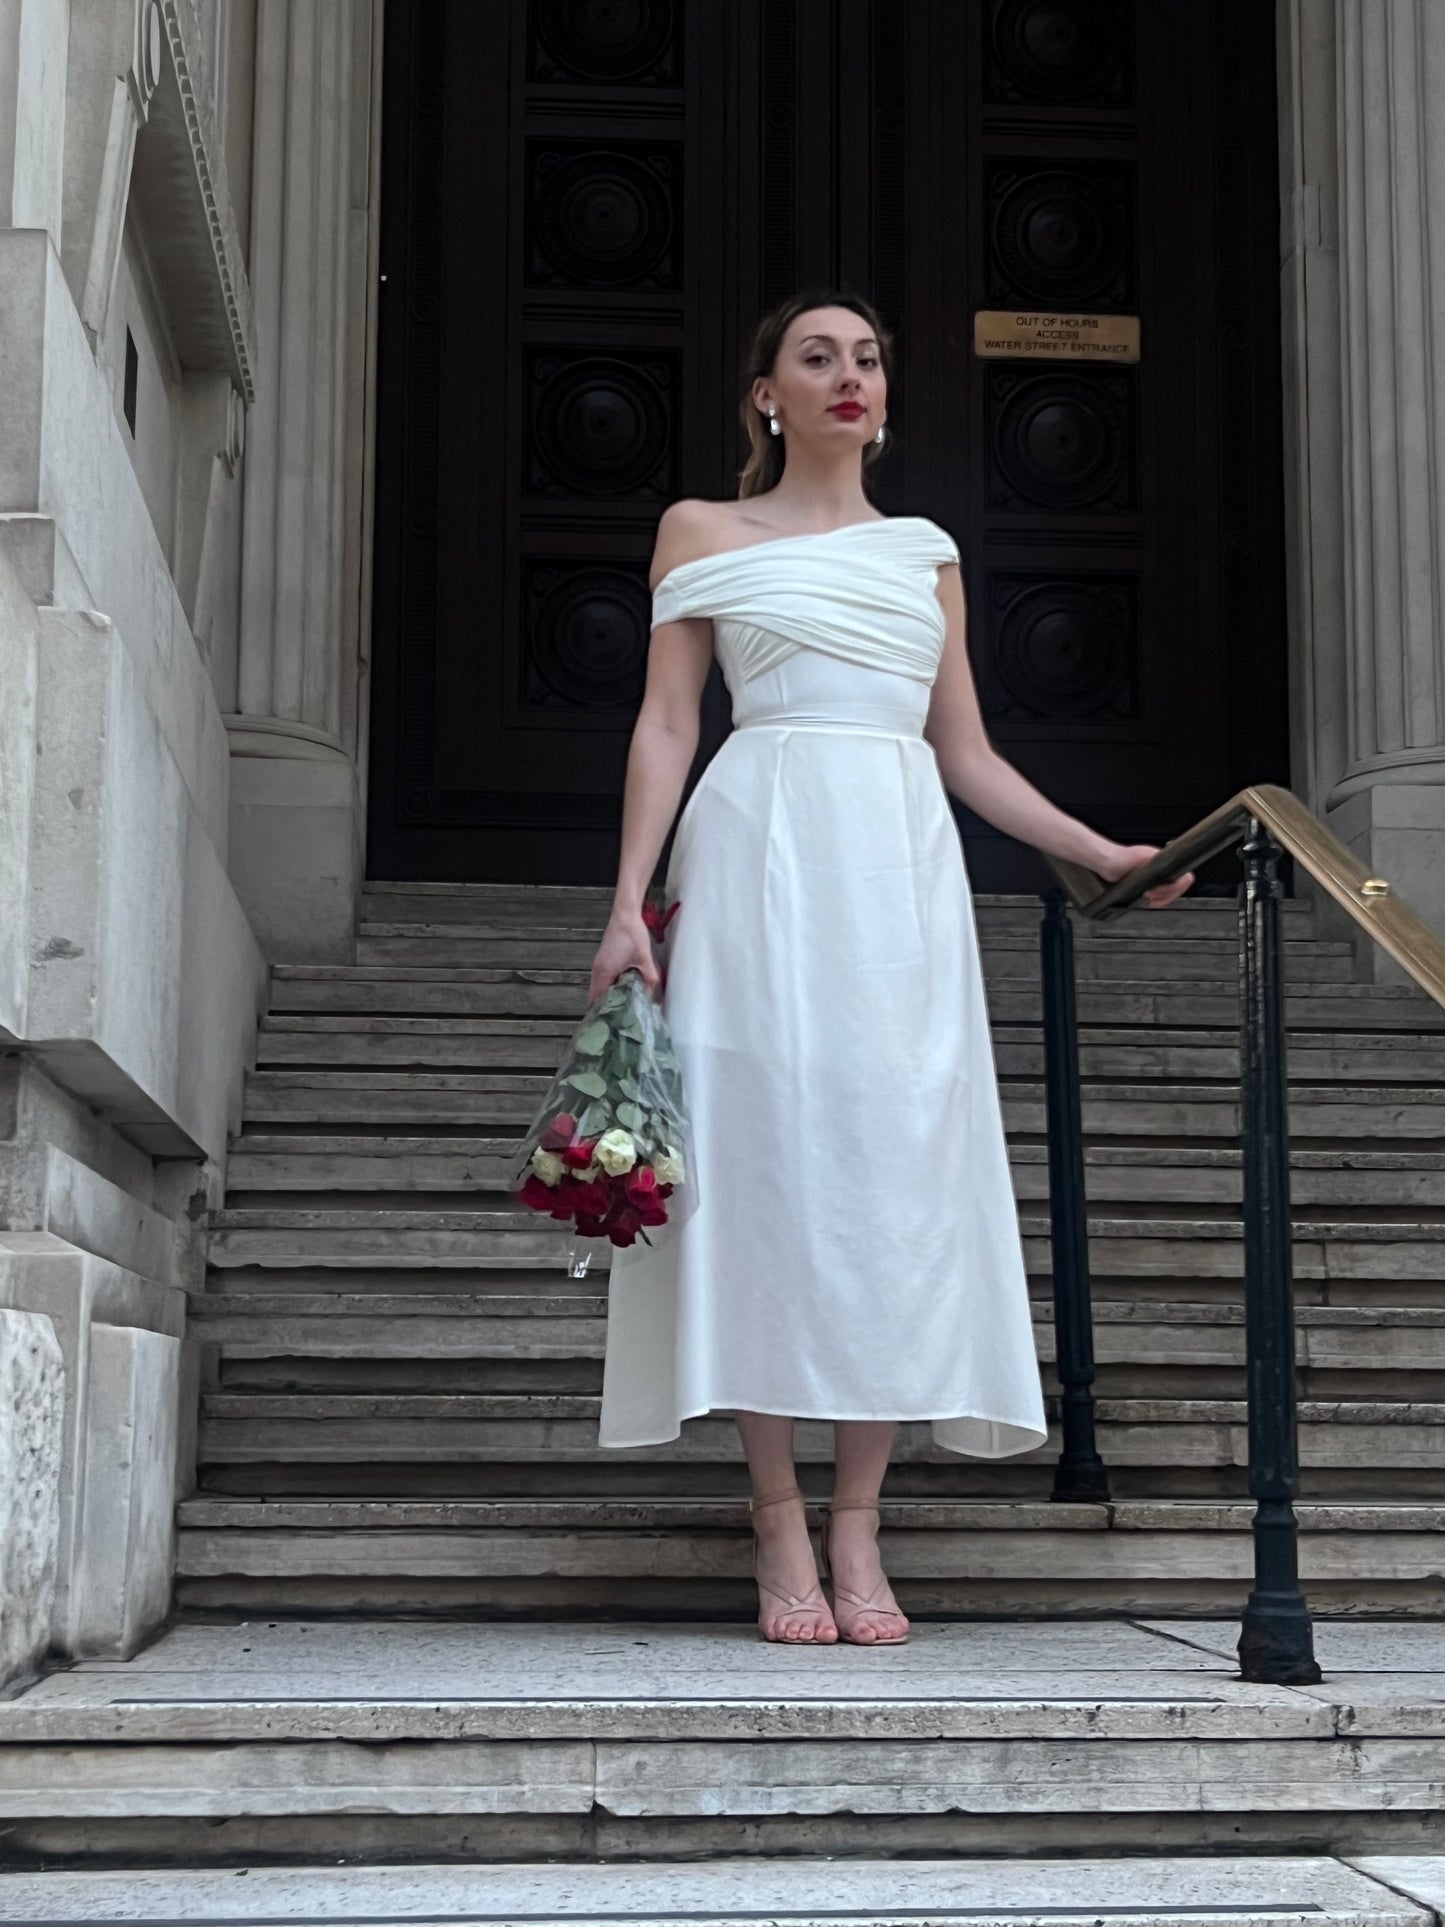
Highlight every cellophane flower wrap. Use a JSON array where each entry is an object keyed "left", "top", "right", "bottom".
[{"left": 507, "top": 897, "right": 694, "bottom": 1277}]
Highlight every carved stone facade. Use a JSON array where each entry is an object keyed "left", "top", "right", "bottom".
[
  {"left": 0, "top": 0, "right": 1442, "bottom": 1675},
  {"left": 0, "top": 0, "right": 377, "bottom": 1679}
]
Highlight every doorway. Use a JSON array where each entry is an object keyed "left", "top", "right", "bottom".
[{"left": 369, "top": 0, "right": 1289, "bottom": 889}]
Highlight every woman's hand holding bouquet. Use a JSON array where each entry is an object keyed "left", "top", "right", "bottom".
[
  {"left": 509, "top": 895, "right": 693, "bottom": 1274},
  {"left": 588, "top": 904, "right": 661, "bottom": 1007}
]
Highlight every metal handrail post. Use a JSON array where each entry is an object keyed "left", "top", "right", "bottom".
[
  {"left": 1236, "top": 821, "right": 1321, "bottom": 1684},
  {"left": 1040, "top": 888, "right": 1108, "bottom": 1503}
]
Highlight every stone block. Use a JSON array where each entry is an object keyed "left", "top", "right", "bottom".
[
  {"left": 18, "top": 598, "right": 265, "bottom": 1158},
  {"left": 0, "top": 1231, "right": 182, "bottom": 1658},
  {"left": 71, "top": 1323, "right": 178, "bottom": 1656},
  {"left": 41, "top": 1144, "right": 183, "bottom": 1290},
  {"left": 226, "top": 740, "right": 361, "bottom": 964},
  {"left": 0, "top": 1306, "right": 63, "bottom": 1688}
]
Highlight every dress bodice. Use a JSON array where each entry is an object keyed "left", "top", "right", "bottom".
[{"left": 649, "top": 516, "right": 960, "bottom": 708}]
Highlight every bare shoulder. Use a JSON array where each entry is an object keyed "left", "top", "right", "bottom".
[{"left": 650, "top": 498, "right": 754, "bottom": 588}]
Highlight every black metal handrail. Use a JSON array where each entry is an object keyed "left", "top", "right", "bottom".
[
  {"left": 1037, "top": 783, "right": 1445, "bottom": 1687},
  {"left": 1040, "top": 890, "right": 1107, "bottom": 1506}
]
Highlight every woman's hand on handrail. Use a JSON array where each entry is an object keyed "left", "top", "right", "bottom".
[{"left": 1092, "top": 841, "right": 1196, "bottom": 909}]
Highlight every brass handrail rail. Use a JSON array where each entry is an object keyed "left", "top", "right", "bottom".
[
  {"left": 1033, "top": 779, "right": 1445, "bottom": 1685},
  {"left": 1046, "top": 781, "right": 1445, "bottom": 1008}
]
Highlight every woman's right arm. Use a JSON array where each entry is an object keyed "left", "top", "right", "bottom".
[{"left": 587, "top": 505, "right": 718, "bottom": 1004}]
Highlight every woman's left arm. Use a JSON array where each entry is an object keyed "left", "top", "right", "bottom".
[{"left": 923, "top": 562, "right": 1195, "bottom": 907}]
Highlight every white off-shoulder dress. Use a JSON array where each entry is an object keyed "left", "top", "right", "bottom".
[{"left": 598, "top": 515, "right": 1048, "bottom": 1458}]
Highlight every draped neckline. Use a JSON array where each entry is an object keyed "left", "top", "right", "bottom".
[{"left": 651, "top": 514, "right": 943, "bottom": 598}]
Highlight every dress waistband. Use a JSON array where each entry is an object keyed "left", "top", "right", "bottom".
[{"left": 735, "top": 712, "right": 926, "bottom": 741}]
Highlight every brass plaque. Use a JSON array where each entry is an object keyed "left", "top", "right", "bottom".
[{"left": 973, "top": 310, "right": 1141, "bottom": 363}]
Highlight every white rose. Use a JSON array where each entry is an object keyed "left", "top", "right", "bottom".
[
  {"left": 653, "top": 1146, "right": 685, "bottom": 1186},
  {"left": 594, "top": 1128, "right": 638, "bottom": 1176},
  {"left": 574, "top": 1161, "right": 601, "bottom": 1182},
  {"left": 530, "top": 1148, "right": 565, "bottom": 1185}
]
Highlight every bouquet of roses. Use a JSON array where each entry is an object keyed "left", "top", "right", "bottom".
[{"left": 508, "top": 896, "right": 694, "bottom": 1277}]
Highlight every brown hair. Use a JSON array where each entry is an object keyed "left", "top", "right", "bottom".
[{"left": 737, "top": 290, "right": 894, "bottom": 499}]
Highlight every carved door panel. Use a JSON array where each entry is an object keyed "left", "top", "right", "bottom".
[
  {"left": 370, "top": 0, "right": 742, "bottom": 883},
  {"left": 934, "top": 0, "right": 1290, "bottom": 889},
  {"left": 369, "top": 0, "right": 1287, "bottom": 888}
]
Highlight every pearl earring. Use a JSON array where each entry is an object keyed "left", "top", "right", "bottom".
[
  {"left": 768, "top": 405, "right": 780, "bottom": 438},
  {"left": 875, "top": 423, "right": 886, "bottom": 446}
]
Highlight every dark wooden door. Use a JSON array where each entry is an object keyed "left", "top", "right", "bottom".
[{"left": 369, "top": 0, "right": 1288, "bottom": 889}]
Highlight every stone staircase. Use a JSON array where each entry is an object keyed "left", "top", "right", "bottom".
[
  {"left": 177, "top": 880, "right": 1445, "bottom": 1619},
  {"left": 7, "top": 878, "right": 1445, "bottom": 1903}
]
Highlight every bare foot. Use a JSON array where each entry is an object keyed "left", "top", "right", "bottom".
[
  {"left": 751, "top": 1492, "right": 838, "bottom": 1644},
  {"left": 822, "top": 1504, "right": 909, "bottom": 1644}
]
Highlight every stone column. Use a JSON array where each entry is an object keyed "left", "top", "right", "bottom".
[
  {"left": 1321, "top": 0, "right": 1445, "bottom": 949},
  {"left": 227, "top": 0, "right": 378, "bottom": 962}
]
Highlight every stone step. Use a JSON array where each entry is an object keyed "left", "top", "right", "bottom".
[
  {"left": 193, "top": 1293, "right": 607, "bottom": 1354},
  {"left": 361, "top": 879, "right": 1319, "bottom": 931},
  {"left": 361, "top": 878, "right": 1312, "bottom": 904},
  {"left": 2, "top": 1620, "right": 1443, "bottom": 1857},
  {"left": 166, "top": 1496, "right": 1445, "bottom": 1616},
  {"left": 189, "top": 1456, "right": 1431, "bottom": 1505},
  {"left": 190, "top": 1298, "right": 1445, "bottom": 1407},
  {"left": 199, "top": 1265, "right": 1445, "bottom": 1314},
  {"left": 195, "top": 1395, "right": 1445, "bottom": 1475},
  {"left": 222, "top": 1137, "right": 1445, "bottom": 1208},
  {"left": 352, "top": 929, "right": 1362, "bottom": 980},
  {"left": 354, "top": 902, "right": 1321, "bottom": 940},
  {"left": 249, "top": 1019, "right": 1445, "bottom": 1083},
  {"left": 236, "top": 1072, "right": 1445, "bottom": 1137},
  {"left": 173, "top": 1494, "right": 1445, "bottom": 1535},
  {"left": 266, "top": 965, "right": 1445, "bottom": 1028},
  {"left": 0, "top": 1855, "right": 1434, "bottom": 1926},
  {"left": 204, "top": 1214, "right": 1445, "bottom": 1285}
]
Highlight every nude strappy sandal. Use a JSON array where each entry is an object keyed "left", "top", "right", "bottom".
[
  {"left": 748, "top": 1486, "right": 838, "bottom": 1645},
  {"left": 818, "top": 1499, "right": 911, "bottom": 1646}
]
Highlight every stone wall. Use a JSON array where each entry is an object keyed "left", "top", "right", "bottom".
[
  {"left": 0, "top": 0, "right": 380, "bottom": 1682},
  {"left": 0, "top": 0, "right": 273, "bottom": 1683}
]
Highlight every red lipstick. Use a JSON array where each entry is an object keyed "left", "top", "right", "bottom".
[{"left": 829, "top": 402, "right": 866, "bottom": 421}]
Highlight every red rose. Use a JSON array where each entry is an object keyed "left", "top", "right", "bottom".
[
  {"left": 623, "top": 1165, "right": 658, "bottom": 1206},
  {"left": 540, "top": 1110, "right": 577, "bottom": 1151},
  {"left": 560, "top": 1135, "right": 599, "bottom": 1169},
  {"left": 543, "top": 1178, "right": 571, "bottom": 1220},
  {"left": 571, "top": 1175, "right": 611, "bottom": 1217},
  {"left": 516, "top": 1173, "right": 555, "bottom": 1213}
]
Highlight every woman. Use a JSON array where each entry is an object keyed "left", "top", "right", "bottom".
[{"left": 586, "top": 291, "right": 1194, "bottom": 1648}]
